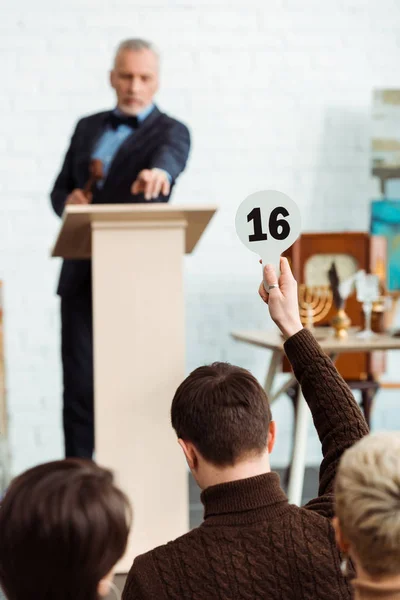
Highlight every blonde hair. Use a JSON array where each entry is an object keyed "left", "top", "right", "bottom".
[{"left": 335, "top": 432, "right": 400, "bottom": 576}]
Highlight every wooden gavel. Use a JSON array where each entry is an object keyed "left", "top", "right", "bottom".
[{"left": 83, "top": 159, "right": 104, "bottom": 200}]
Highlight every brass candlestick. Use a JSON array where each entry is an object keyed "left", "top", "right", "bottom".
[
  {"left": 331, "top": 309, "right": 351, "bottom": 339},
  {"left": 298, "top": 285, "right": 333, "bottom": 329}
]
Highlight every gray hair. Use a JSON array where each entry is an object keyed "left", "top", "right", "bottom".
[
  {"left": 335, "top": 432, "right": 400, "bottom": 577},
  {"left": 114, "top": 38, "right": 160, "bottom": 65}
]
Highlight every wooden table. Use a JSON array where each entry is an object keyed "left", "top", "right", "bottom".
[{"left": 231, "top": 329, "right": 400, "bottom": 505}]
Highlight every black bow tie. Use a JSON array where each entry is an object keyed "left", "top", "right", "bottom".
[{"left": 109, "top": 112, "right": 139, "bottom": 130}]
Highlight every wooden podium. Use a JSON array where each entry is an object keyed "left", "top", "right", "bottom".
[{"left": 52, "top": 204, "right": 216, "bottom": 571}]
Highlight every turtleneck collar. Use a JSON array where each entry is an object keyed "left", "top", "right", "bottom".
[{"left": 200, "top": 472, "right": 290, "bottom": 527}]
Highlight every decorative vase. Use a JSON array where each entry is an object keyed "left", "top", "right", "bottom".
[{"left": 332, "top": 309, "right": 351, "bottom": 339}]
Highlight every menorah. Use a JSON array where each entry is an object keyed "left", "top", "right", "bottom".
[{"left": 298, "top": 285, "right": 333, "bottom": 329}]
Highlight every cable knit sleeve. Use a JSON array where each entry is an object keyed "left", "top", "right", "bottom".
[{"left": 283, "top": 329, "right": 369, "bottom": 499}]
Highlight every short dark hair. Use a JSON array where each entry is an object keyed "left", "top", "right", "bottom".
[
  {"left": 0, "top": 459, "right": 131, "bottom": 600},
  {"left": 171, "top": 362, "right": 272, "bottom": 466}
]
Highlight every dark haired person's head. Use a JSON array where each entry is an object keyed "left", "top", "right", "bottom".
[
  {"left": 0, "top": 459, "right": 131, "bottom": 600},
  {"left": 171, "top": 362, "right": 275, "bottom": 489}
]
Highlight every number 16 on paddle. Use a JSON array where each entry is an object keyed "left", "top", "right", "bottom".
[{"left": 235, "top": 190, "right": 301, "bottom": 291}]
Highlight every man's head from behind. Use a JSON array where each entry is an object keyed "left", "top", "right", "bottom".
[
  {"left": 110, "top": 38, "right": 159, "bottom": 116},
  {"left": 0, "top": 459, "right": 131, "bottom": 600},
  {"left": 171, "top": 362, "right": 275, "bottom": 489}
]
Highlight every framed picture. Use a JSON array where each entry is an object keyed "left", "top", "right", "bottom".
[
  {"left": 372, "top": 89, "right": 400, "bottom": 197},
  {"left": 371, "top": 200, "right": 400, "bottom": 292},
  {"left": 370, "top": 90, "right": 400, "bottom": 292}
]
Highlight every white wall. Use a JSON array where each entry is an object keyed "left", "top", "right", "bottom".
[{"left": 1, "top": 0, "right": 400, "bottom": 475}]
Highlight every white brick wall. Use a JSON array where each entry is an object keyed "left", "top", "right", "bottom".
[{"left": 2, "top": 0, "right": 400, "bottom": 477}]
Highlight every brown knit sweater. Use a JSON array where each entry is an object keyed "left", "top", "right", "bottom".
[{"left": 123, "top": 329, "right": 369, "bottom": 600}]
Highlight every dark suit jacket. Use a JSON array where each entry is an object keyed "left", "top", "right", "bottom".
[{"left": 50, "top": 106, "right": 191, "bottom": 297}]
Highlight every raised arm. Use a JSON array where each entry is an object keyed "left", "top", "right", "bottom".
[{"left": 259, "top": 259, "right": 369, "bottom": 498}]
